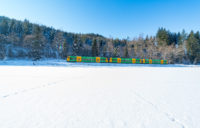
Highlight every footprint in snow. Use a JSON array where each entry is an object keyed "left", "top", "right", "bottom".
[{"left": 3, "top": 95, "right": 9, "bottom": 98}]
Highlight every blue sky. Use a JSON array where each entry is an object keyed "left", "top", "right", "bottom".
[{"left": 0, "top": 0, "right": 199, "bottom": 39}]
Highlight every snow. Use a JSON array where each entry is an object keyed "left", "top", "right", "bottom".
[
  {"left": 0, "top": 59, "right": 199, "bottom": 67},
  {"left": 0, "top": 62, "right": 200, "bottom": 128}
]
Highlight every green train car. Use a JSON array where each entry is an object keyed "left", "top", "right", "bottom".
[{"left": 67, "top": 56, "right": 168, "bottom": 64}]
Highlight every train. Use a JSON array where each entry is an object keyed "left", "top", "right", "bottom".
[{"left": 67, "top": 56, "right": 168, "bottom": 64}]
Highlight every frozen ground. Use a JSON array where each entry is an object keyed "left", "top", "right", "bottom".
[
  {"left": 0, "top": 61, "right": 200, "bottom": 128},
  {"left": 0, "top": 59, "right": 198, "bottom": 67}
]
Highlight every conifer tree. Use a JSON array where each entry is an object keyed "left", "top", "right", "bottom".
[
  {"left": 32, "top": 25, "right": 44, "bottom": 61},
  {"left": 0, "top": 19, "right": 9, "bottom": 35},
  {"left": 72, "top": 36, "right": 79, "bottom": 56},
  {"left": 124, "top": 45, "right": 129, "bottom": 58},
  {"left": 0, "top": 38, "right": 6, "bottom": 59},
  {"left": 186, "top": 31, "right": 200, "bottom": 64},
  {"left": 92, "top": 39, "right": 98, "bottom": 57},
  {"left": 156, "top": 28, "right": 169, "bottom": 46},
  {"left": 62, "top": 39, "right": 68, "bottom": 58},
  {"left": 23, "top": 19, "right": 31, "bottom": 36},
  {"left": 179, "top": 29, "right": 187, "bottom": 45}
]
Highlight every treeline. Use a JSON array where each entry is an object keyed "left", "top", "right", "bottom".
[{"left": 0, "top": 16, "right": 200, "bottom": 64}]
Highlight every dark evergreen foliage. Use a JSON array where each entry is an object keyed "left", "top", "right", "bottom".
[
  {"left": 0, "top": 16, "right": 200, "bottom": 64},
  {"left": 186, "top": 31, "right": 200, "bottom": 64},
  {"left": 92, "top": 39, "right": 98, "bottom": 57}
]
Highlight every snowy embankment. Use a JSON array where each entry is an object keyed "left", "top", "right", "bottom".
[
  {"left": 0, "top": 62, "right": 200, "bottom": 128},
  {"left": 0, "top": 59, "right": 198, "bottom": 67}
]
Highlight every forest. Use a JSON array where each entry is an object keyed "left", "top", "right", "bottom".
[{"left": 0, "top": 16, "right": 200, "bottom": 64}]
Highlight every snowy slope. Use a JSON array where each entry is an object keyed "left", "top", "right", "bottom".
[{"left": 0, "top": 66, "right": 200, "bottom": 128}]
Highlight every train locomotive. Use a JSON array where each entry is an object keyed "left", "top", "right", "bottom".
[{"left": 67, "top": 56, "right": 168, "bottom": 64}]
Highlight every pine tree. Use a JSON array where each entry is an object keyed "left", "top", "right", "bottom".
[
  {"left": 168, "top": 32, "right": 177, "bottom": 45},
  {"left": 156, "top": 28, "right": 169, "bottom": 46},
  {"left": 72, "top": 36, "right": 79, "bottom": 56},
  {"left": 62, "top": 39, "right": 68, "bottom": 58},
  {"left": 194, "top": 31, "right": 200, "bottom": 41},
  {"left": 23, "top": 19, "right": 31, "bottom": 35},
  {"left": 179, "top": 29, "right": 187, "bottom": 45},
  {"left": 9, "top": 19, "right": 15, "bottom": 34},
  {"left": 0, "top": 37, "right": 6, "bottom": 59},
  {"left": 124, "top": 45, "right": 129, "bottom": 58},
  {"left": 92, "top": 39, "right": 98, "bottom": 57},
  {"left": 32, "top": 25, "right": 44, "bottom": 61},
  {"left": 186, "top": 31, "right": 200, "bottom": 64},
  {"left": 0, "top": 19, "right": 9, "bottom": 35}
]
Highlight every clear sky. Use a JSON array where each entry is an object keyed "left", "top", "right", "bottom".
[{"left": 0, "top": 0, "right": 200, "bottom": 39}]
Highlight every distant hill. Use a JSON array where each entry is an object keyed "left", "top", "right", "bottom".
[
  {"left": 0, "top": 16, "right": 199, "bottom": 64},
  {"left": 0, "top": 16, "right": 108, "bottom": 60}
]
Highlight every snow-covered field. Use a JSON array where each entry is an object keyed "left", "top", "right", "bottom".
[{"left": 0, "top": 62, "right": 200, "bottom": 128}]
